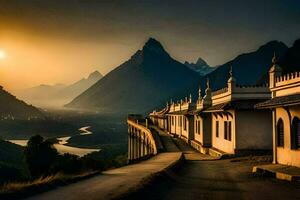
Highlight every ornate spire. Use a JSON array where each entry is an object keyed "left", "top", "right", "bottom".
[
  {"left": 189, "top": 94, "right": 192, "bottom": 103},
  {"left": 198, "top": 85, "right": 202, "bottom": 99},
  {"left": 205, "top": 78, "right": 211, "bottom": 97},
  {"left": 272, "top": 52, "right": 277, "bottom": 64},
  {"left": 228, "top": 65, "right": 236, "bottom": 83},
  {"left": 206, "top": 78, "right": 210, "bottom": 89},
  {"left": 229, "top": 65, "right": 233, "bottom": 77},
  {"left": 269, "top": 52, "right": 282, "bottom": 73},
  {"left": 203, "top": 78, "right": 212, "bottom": 107}
]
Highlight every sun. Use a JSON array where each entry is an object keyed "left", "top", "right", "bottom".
[{"left": 0, "top": 49, "right": 6, "bottom": 60}]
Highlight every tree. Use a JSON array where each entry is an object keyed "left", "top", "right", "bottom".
[{"left": 24, "top": 135, "right": 58, "bottom": 178}]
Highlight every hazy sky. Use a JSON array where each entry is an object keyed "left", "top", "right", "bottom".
[{"left": 0, "top": 0, "right": 299, "bottom": 90}]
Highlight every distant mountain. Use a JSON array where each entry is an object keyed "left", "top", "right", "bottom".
[
  {"left": 256, "top": 38, "right": 300, "bottom": 84},
  {"left": 0, "top": 86, "right": 43, "bottom": 119},
  {"left": 60, "top": 71, "right": 103, "bottom": 100},
  {"left": 200, "top": 40, "right": 288, "bottom": 91},
  {"left": 66, "top": 38, "right": 201, "bottom": 113},
  {"left": 279, "top": 38, "right": 300, "bottom": 72},
  {"left": 16, "top": 71, "right": 103, "bottom": 108},
  {"left": 184, "top": 57, "right": 217, "bottom": 75}
]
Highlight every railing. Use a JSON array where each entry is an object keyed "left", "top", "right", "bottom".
[{"left": 127, "top": 117, "right": 158, "bottom": 163}]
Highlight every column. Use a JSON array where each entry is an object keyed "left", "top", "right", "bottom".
[
  {"left": 141, "top": 132, "right": 145, "bottom": 157},
  {"left": 133, "top": 130, "right": 137, "bottom": 160},
  {"left": 272, "top": 109, "right": 277, "bottom": 164},
  {"left": 137, "top": 131, "right": 140, "bottom": 159},
  {"left": 128, "top": 128, "right": 131, "bottom": 161}
]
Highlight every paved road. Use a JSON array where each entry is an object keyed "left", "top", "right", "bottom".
[
  {"left": 122, "top": 138, "right": 300, "bottom": 200},
  {"left": 26, "top": 153, "right": 181, "bottom": 200},
  {"left": 26, "top": 128, "right": 182, "bottom": 200}
]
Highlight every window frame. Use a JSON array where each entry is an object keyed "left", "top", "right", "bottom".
[
  {"left": 291, "top": 117, "right": 300, "bottom": 150},
  {"left": 224, "top": 121, "right": 232, "bottom": 141},
  {"left": 277, "top": 118, "right": 284, "bottom": 147},
  {"left": 216, "top": 121, "right": 219, "bottom": 138}
]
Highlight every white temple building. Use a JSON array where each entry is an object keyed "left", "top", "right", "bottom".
[{"left": 256, "top": 55, "right": 300, "bottom": 167}]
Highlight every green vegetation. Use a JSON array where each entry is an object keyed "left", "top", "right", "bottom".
[
  {"left": 0, "top": 111, "right": 128, "bottom": 198},
  {"left": 0, "top": 140, "right": 29, "bottom": 185},
  {"left": 0, "top": 134, "right": 127, "bottom": 197},
  {"left": 24, "top": 135, "right": 59, "bottom": 178}
]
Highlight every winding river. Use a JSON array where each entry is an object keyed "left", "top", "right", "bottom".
[{"left": 9, "top": 126, "right": 100, "bottom": 157}]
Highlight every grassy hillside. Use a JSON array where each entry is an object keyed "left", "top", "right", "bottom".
[{"left": 0, "top": 140, "right": 29, "bottom": 184}]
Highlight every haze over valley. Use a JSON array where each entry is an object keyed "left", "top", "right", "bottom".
[{"left": 0, "top": 1, "right": 300, "bottom": 199}]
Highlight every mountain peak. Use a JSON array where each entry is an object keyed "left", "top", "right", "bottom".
[
  {"left": 142, "top": 37, "right": 169, "bottom": 57},
  {"left": 196, "top": 57, "right": 208, "bottom": 66},
  {"left": 257, "top": 40, "right": 287, "bottom": 52},
  {"left": 88, "top": 70, "right": 103, "bottom": 80}
]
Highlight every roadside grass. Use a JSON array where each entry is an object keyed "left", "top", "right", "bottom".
[{"left": 0, "top": 171, "right": 100, "bottom": 200}]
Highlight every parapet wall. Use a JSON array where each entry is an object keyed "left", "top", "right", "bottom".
[
  {"left": 211, "top": 83, "right": 270, "bottom": 105},
  {"left": 127, "top": 118, "right": 158, "bottom": 163},
  {"left": 272, "top": 72, "right": 300, "bottom": 97}
]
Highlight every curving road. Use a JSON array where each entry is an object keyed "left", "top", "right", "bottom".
[{"left": 121, "top": 138, "right": 300, "bottom": 200}]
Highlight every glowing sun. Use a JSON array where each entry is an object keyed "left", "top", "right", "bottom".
[{"left": 0, "top": 49, "right": 6, "bottom": 60}]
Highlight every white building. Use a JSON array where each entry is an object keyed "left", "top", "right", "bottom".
[
  {"left": 256, "top": 55, "right": 300, "bottom": 167},
  {"left": 203, "top": 67, "right": 273, "bottom": 155},
  {"left": 190, "top": 80, "right": 213, "bottom": 154},
  {"left": 166, "top": 96, "right": 195, "bottom": 143},
  {"left": 149, "top": 105, "right": 169, "bottom": 130}
]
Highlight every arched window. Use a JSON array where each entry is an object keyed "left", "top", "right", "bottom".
[
  {"left": 277, "top": 118, "right": 284, "bottom": 147},
  {"left": 291, "top": 117, "right": 300, "bottom": 149}
]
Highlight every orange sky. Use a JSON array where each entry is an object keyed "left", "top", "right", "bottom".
[
  {"left": 0, "top": 31, "right": 142, "bottom": 91},
  {"left": 0, "top": 1, "right": 299, "bottom": 92}
]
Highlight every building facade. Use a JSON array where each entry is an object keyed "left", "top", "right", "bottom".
[
  {"left": 166, "top": 96, "right": 195, "bottom": 143},
  {"left": 256, "top": 55, "right": 300, "bottom": 167},
  {"left": 149, "top": 105, "right": 169, "bottom": 130},
  {"left": 190, "top": 80, "right": 213, "bottom": 154},
  {"left": 203, "top": 68, "right": 273, "bottom": 155}
]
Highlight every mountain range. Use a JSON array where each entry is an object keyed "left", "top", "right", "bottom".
[
  {"left": 0, "top": 86, "right": 43, "bottom": 119},
  {"left": 66, "top": 37, "right": 299, "bottom": 114},
  {"left": 279, "top": 38, "right": 300, "bottom": 72},
  {"left": 66, "top": 38, "right": 201, "bottom": 113},
  {"left": 199, "top": 40, "right": 289, "bottom": 91},
  {"left": 4, "top": 37, "right": 298, "bottom": 115},
  {"left": 184, "top": 57, "right": 217, "bottom": 76},
  {"left": 15, "top": 71, "right": 103, "bottom": 108}
]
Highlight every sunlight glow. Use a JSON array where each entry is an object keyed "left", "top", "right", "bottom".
[{"left": 0, "top": 49, "right": 6, "bottom": 60}]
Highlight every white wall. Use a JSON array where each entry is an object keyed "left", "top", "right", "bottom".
[
  {"left": 276, "top": 106, "right": 300, "bottom": 167},
  {"left": 235, "top": 110, "right": 272, "bottom": 150},
  {"left": 211, "top": 110, "right": 235, "bottom": 154}
]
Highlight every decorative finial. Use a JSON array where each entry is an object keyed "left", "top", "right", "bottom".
[
  {"left": 206, "top": 78, "right": 210, "bottom": 89},
  {"left": 272, "top": 52, "right": 277, "bottom": 64},
  {"left": 229, "top": 66, "right": 233, "bottom": 77},
  {"left": 198, "top": 86, "right": 202, "bottom": 98}
]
